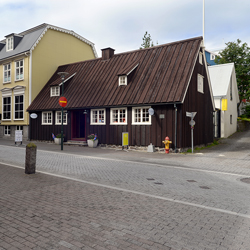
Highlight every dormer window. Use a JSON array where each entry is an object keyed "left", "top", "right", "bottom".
[
  {"left": 50, "top": 86, "right": 60, "bottom": 97},
  {"left": 119, "top": 76, "right": 127, "bottom": 86},
  {"left": 6, "top": 37, "right": 13, "bottom": 51},
  {"left": 210, "top": 54, "right": 216, "bottom": 60}
]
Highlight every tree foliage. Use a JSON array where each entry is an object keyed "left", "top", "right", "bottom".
[
  {"left": 215, "top": 39, "right": 250, "bottom": 103},
  {"left": 140, "top": 31, "right": 155, "bottom": 49}
]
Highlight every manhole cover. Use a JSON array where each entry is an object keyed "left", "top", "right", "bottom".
[
  {"left": 154, "top": 182, "right": 163, "bottom": 185},
  {"left": 147, "top": 178, "right": 155, "bottom": 181},
  {"left": 187, "top": 180, "right": 197, "bottom": 182},
  {"left": 240, "top": 178, "right": 250, "bottom": 184},
  {"left": 199, "top": 186, "right": 210, "bottom": 189}
]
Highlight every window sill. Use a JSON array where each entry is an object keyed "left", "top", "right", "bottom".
[
  {"left": 90, "top": 123, "right": 106, "bottom": 125},
  {"left": 111, "top": 123, "right": 127, "bottom": 125},
  {"left": 3, "top": 82, "right": 11, "bottom": 85},
  {"left": 15, "top": 79, "right": 24, "bottom": 82},
  {"left": 132, "top": 122, "right": 151, "bottom": 125}
]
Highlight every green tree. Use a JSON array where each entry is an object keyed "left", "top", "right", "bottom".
[
  {"left": 215, "top": 39, "right": 250, "bottom": 103},
  {"left": 140, "top": 31, "right": 155, "bottom": 49}
]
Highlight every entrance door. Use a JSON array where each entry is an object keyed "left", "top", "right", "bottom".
[{"left": 71, "top": 110, "right": 86, "bottom": 140}]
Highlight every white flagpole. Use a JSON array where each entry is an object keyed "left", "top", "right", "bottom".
[{"left": 203, "top": 0, "right": 205, "bottom": 46}]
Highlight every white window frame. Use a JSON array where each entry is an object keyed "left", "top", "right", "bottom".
[
  {"left": 2, "top": 96, "right": 12, "bottom": 121},
  {"left": 50, "top": 86, "right": 60, "bottom": 97},
  {"left": 14, "top": 94, "right": 24, "bottom": 120},
  {"left": 132, "top": 106, "right": 151, "bottom": 125},
  {"left": 110, "top": 108, "right": 127, "bottom": 125},
  {"left": 15, "top": 59, "right": 24, "bottom": 81},
  {"left": 3, "top": 63, "right": 11, "bottom": 83},
  {"left": 4, "top": 125, "right": 11, "bottom": 136},
  {"left": 55, "top": 111, "right": 67, "bottom": 125},
  {"left": 197, "top": 74, "right": 204, "bottom": 94},
  {"left": 42, "top": 111, "right": 53, "bottom": 125},
  {"left": 210, "top": 54, "right": 216, "bottom": 60},
  {"left": 90, "top": 109, "right": 106, "bottom": 125},
  {"left": 199, "top": 52, "right": 203, "bottom": 65},
  {"left": 119, "top": 76, "right": 127, "bottom": 86},
  {"left": 6, "top": 37, "right": 13, "bottom": 51}
]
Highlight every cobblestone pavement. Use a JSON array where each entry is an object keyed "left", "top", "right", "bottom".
[{"left": 1, "top": 130, "right": 250, "bottom": 249}]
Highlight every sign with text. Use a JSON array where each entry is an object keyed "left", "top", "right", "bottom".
[{"left": 15, "top": 130, "right": 22, "bottom": 142}]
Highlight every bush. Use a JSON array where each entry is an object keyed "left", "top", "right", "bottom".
[
  {"left": 244, "top": 104, "right": 250, "bottom": 118},
  {"left": 56, "top": 134, "right": 65, "bottom": 138}
]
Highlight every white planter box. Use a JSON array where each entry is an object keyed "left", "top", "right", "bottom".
[
  {"left": 54, "top": 138, "right": 64, "bottom": 145},
  {"left": 87, "top": 139, "right": 98, "bottom": 148}
]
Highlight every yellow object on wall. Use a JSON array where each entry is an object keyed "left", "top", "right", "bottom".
[{"left": 222, "top": 99, "right": 228, "bottom": 111}]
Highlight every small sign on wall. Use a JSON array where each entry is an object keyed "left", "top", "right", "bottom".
[
  {"left": 222, "top": 99, "right": 227, "bottom": 111},
  {"left": 122, "top": 132, "right": 129, "bottom": 146}
]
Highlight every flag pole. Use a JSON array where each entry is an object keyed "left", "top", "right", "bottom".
[{"left": 203, "top": 0, "right": 205, "bottom": 46}]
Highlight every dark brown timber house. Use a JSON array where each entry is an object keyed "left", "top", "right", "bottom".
[{"left": 27, "top": 37, "right": 215, "bottom": 150}]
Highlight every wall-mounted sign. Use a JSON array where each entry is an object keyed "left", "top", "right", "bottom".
[
  {"left": 122, "top": 132, "right": 129, "bottom": 146},
  {"left": 59, "top": 97, "right": 67, "bottom": 107},
  {"left": 222, "top": 99, "right": 227, "bottom": 111},
  {"left": 148, "top": 108, "right": 154, "bottom": 116},
  {"left": 159, "top": 114, "right": 165, "bottom": 119},
  {"left": 186, "top": 112, "right": 197, "bottom": 118},
  {"left": 30, "top": 113, "right": 38, "bottom": 119}
]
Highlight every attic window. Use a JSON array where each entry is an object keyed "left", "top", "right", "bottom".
[
  {"left": 119, "top": 76, "right": 127, "bottom": 86},
  {"left": 50, "top": 86, "right": 60, "bottom": 97},
  {"left": 197, "top": 74, "right": 204, "bottom": 94},
  {"left": 199, "top": 52, "right": 203, "bottom": 65},
  {"left": 210, "top": 54, "right": 216, "bottom": 60},
  {"left": 6, "top": 37, "right": 13, "bottom": 51}
]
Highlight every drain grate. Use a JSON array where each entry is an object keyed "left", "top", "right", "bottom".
[
  {"left": 199, "top": 186, "right": 210, "bottom": 189},
  {"left": 147, "top": 178, "right": 155, "bottom": 181},
  {"left": 154, "top": 182, "right": 163, "bottom": 185},
  {"left": 187, "top": 180, "right": 197, "bottom": 182},
  {"left": 240, "top": 178, "right": 250, "bottom": 184}
]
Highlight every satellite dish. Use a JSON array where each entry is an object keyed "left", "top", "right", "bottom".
[{"left": 148, "top": 108, "right": 154, "bottom": 116}]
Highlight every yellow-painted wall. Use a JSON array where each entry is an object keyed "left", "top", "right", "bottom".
[
  {"left": 31, "top": 29, "right": 95, "bottom": 102},
  {"left": 0, "top": 56, "right": 30, "bottom": 125}
]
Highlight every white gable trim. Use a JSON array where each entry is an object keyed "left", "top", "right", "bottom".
[{"left": 30, "top": 25, "right": 98, "bottom": 58}]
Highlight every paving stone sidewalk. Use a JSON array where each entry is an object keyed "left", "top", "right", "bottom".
[{"left": 1, "top": 164, "right": 250, "bottom": 250}]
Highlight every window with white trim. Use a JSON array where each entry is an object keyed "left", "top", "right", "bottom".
[
  {"left": 14, "top": 95, "right": 24, "bottom": 120},
  {"left": 15, "top": 60, "right": 24, "bottom": 81},
  {"left": 6, "top": 37, "right": 13, "bottom": 51},
  {"left": 210, "top": 54, "right": 216, "bottom": 60},
  {"left": 42, "top": 112, "right": 52, "bottom": 125},
  {"left": 132, "top": 107, "right": 151, "bottom": 125},
  {"left": 110, "top": 108, "right": 127, "bottom": 125},
  {"left": 50, "top": 86, "right": 60, "bottom": 97},
  {"left": 197, "top": 74, "right": 204, "bottom": 94},
  {"left": 56, "top": 111, "right": 67, "bottom": 125},
  {"left": 199, "top": 52, "right": 203, "bottom": 65},
  {"left": 90, "top": 109, "right": 106, "bottom": 125},
  {"left": 119, "top": 76, "right": 127, "bottom": 86},
  {"left": 3, "top": 63, "right": 11, "bottom": 83},
  {"left": 4, "top": 125, "right": 11, "bottom": 136},
  {"left": 3, "top": 96, "right": 11, "bottom": 120}
]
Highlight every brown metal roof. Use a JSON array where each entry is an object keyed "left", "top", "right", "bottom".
[{"left": 27, "top": 36, "right": 202, "bottom": 111}]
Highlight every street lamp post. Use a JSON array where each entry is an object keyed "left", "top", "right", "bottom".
[{"left": 58, "top": 72, "right": 68, "bottom": 151}]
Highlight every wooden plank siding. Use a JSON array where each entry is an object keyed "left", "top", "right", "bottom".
[{"left": 27, "top": 36, "right": 214, "bottom": 149}]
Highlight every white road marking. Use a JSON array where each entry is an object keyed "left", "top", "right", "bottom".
[{"left": 1, "top": 161, "right": 250, "bottom": 220}]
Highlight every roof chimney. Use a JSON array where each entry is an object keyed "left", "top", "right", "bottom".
[{"left": 101, "top": 47, "right": 115, "bottom": 60}]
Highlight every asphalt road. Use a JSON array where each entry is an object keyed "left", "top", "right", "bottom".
[{"left": 1, "top": 131, "right": 250, "bottom": 250}]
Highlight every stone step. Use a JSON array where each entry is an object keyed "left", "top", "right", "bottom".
[{"left": 64, "top": 140, "right": 88, "bottom": 146}]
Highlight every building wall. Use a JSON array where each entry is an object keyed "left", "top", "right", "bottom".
[
  {"left": 0, "top": 55, "right": 30, "bottom": 138},
  {"left": 181, "top": 50, "right": 214, "bottom": 147},
  {"left": 31, "top": 29, "right": 96, "bottom": 103}
]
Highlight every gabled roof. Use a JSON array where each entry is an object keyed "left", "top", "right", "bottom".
[
  {"left": 0, "top": 23, "right": 97, "bottom": 61},
  {"left": 27, "top": 36, "right": 203, "bottom": 111},
  {"left": 208, "top": 63, "right": 235, "bottom": 96}
]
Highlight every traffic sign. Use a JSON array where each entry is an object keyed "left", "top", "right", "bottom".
[
  {"left": 186, "top": 112, "right": 197, "bottom": 118},
  {"left": 59, "top": 97, "right": 67, "bottom": 107},
  {"left": 189, "top": 120, "right": 195, "bottom": 126}
]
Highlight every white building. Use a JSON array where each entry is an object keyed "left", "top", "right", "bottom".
[{"left": 208, "top": 63, "right": 240, "bottom": 138}]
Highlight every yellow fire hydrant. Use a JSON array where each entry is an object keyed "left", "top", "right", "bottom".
[{"left": 162, "top": 136, "right": 172, "bottom": 154}]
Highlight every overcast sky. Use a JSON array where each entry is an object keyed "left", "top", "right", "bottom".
[{"left": 0, "top": 0, "right": 249, "bottom": 57}]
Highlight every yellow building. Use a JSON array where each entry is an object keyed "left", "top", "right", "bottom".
[{"left": 0, "top": 23, "right": 97, "bottom": 139}]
